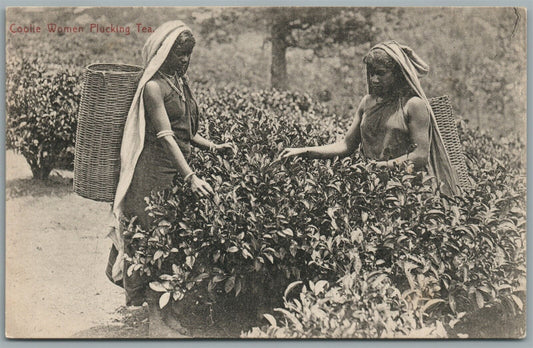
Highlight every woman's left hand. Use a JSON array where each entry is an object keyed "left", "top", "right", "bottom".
[{"left": 215, "top": 142, "right": 237, "bottom": 156}]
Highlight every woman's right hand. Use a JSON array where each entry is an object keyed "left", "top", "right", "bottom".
[
  {"left": 188, "top": 175, "right": 214, "bottom": 198},
  {"left": 278, "top": 147, "right": 308, "bottom": 160}
]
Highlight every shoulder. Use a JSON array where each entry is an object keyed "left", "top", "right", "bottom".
[
  {"left": 361, "top": 94, "right": 373, "bottom": 106},
  {"left": 405, "top": 96, "right": 429, "bottom": 115},
  {"left": 144, "top": 78, "right": 165, "bottom": 102},
  {"left": 405, "top": 96, "right": 430, "bottom": 123},
  {"left": 145, "top": 77, "right": 165, "bottom": 92},
  {"left": 358, "top": 94, "right": 373, "bottom": 113}
]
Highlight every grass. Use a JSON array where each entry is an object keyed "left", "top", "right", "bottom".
[{"left": 6, "top": 174, "right": 74, "bottom": 200}]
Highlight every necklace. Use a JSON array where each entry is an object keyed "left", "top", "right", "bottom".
[
  {"left": 158, "top": 71, "right": 185, "bottom": 101},
  {"left": 158, "top": 70, "right": 178, "bottom": 80}
]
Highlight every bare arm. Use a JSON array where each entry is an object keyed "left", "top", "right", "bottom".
[
  {"left": 192, "top": 132, "right": 237, "bottom": 155},
  {"left": 191, "top": 133, "right": 216, "bottom": 150},
  {"left": 279, "top": 96, "right": 366, "bottom": 159},
  {"left": 144, "top": 81, "right": 193, "bottom": 177},
  {"left": 143, "top": 81, "right": 213, "bottom": 196}
]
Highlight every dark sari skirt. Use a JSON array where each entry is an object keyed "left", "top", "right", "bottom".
[{"left": 106, "top": 137, "right": 191, "bottom": 306}]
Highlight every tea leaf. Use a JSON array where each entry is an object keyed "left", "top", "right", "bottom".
[
  {"left": 510, "top": 294, "right": 523, "bottom": 311},
  {"left": 225, "top": 276, "right": 236, "bottom": 293},
  {"left": 284, "top": 281, "right": 303, "bottom": 299},
  {"left": 159, "top": 292, "right": 170, "bottom": 309},
  {"left": 149, "top": 281, "right": 167, "bottom": 293},
  {"left": 263, "top": 313, "right": 277, "bottom": 327}
]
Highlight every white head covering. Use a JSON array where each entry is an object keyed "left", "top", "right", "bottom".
[
  {"left": 107, "top": 21, "right": 192, "bottom": 282},
  {"left": 113, "top": 20, "right": 191, "bottom": 215},
  {"left": 369, "top": 40, "right": 461, "bottom": 196}
]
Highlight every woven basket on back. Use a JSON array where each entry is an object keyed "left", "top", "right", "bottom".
[
  {"left": 74, "top": 63, "right": 144, "bottom": 202},
  {"left": 428, "top": 95, "right": 471, "bottom": 190}
]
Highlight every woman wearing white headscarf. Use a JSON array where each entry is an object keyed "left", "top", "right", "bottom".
[
  {"left": 280, "top": 40, "right": 461, "bottom": 196},
  {"left": 105, "top": 21, "right": 235, "bottom": 313}
]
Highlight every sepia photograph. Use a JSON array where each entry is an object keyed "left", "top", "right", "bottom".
[{"left": 4, "top": 5, "right": 527, "bottom": 339}]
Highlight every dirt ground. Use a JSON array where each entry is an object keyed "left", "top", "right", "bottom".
[{"left": 5, "top": 151, "right": 149, "bottom": 338}]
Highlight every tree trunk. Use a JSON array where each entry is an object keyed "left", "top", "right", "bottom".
[
  {"left": 28, "top": 161, "right": 53, "bottom": 180},
  {"left": 271, "top": 13, "right": 289, "bottom": 90}
]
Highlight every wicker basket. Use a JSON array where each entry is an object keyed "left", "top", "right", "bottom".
[
  {"left": 74, "top": 63, "right": 144, "bottom": 202},
  {"left": 428, "top": 95, "right": 471, "bottom": 189}
]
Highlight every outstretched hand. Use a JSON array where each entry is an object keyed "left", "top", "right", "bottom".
[
  {"left": 278, "top": 147, "right": 308, "bottom": 160},
  {"left": 216, "top": 142, "right": 238, "bottom": 156},
  {"left": 189, "top": 175, "right": 214, "bottom": 198}
]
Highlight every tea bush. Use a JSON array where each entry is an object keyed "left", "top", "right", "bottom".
[
  {"left": 6, "top": 58, "right": 81, "bottom": 179},
  {"left": 242, "top": 122, "right": 526, "bottom": 338},
  {"left": 125, "top": 88, "right": 526, "bottom": 337},
  {"left": 242, "top": 274, "right": 447, "bottom": 339}
]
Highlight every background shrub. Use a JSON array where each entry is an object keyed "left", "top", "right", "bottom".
[
  {"left": 6, "top": 58, "right": 81, "bottom": 179},
  {"left": 6, "top": 7, "right": 526, "bottom": 138}
]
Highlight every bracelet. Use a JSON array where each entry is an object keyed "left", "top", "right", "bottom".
[
  {"left": 183, "top": 172, "right": 196, "bottom": 183},
  {"left": 156, "top": 130, "right": 174, "bottom": 139}
]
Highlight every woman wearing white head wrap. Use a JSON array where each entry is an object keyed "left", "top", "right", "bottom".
[
  {"left": 280, "top": 40, "right": 461, "bottom": 196},
  {"left": 105, "top": 21, "right": 235, "bottom": 311}
]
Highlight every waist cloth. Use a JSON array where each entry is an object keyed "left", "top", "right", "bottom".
[{"left": 106, "top": 76, "right": 199, "bottom": 306}]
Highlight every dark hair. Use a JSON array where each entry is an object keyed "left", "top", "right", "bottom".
[
  {"left": 363, "top": 48, "right": 408, "bottom": 95},
  {"left": 363, "top": 48, "right": 398, "bottom": 72},
  {"left": 171, "top": 30, "right": 196, "bottom": 54}
]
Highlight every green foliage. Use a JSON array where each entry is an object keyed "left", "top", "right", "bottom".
[
  {"left": 5, "top": 7, "right": 526, "bottom": 336},
  {"left": 241, "top": 115, "right": 526, "bottom": 338},
  {"left": 195, "top": 7, "right": 379, "bottom": 51},
  {"left": 123, "top": 88, "right": 525, "bottom": 337},
  {"left": 6, "top": 7, "right": 526, "bottom": 137},
  {"left": 5, "top": 57, "right": 81, "bottom": 179},
  {"left": 376, "top": 7, "right": 527, "bottom": 135},
  {"left": 243, "top": 275, "right": 448, "bottom": 339},
  {"left": 124, "top": 88, "right": 337, "bottom": 315}
]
